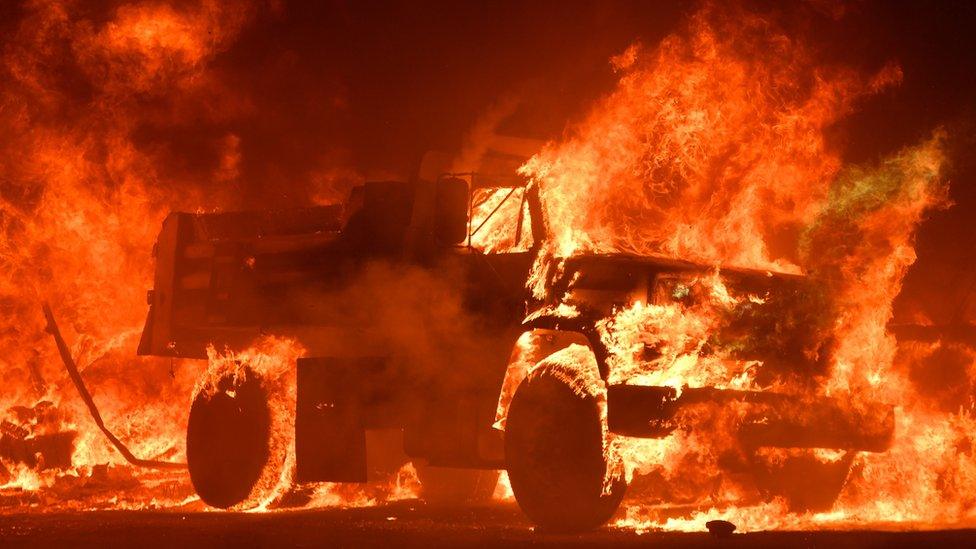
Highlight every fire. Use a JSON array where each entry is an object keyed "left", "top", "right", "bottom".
[
  {"left": 0, "top": 0, "right": 400, "bottom": 511},
  {"left": 198, "top": 337, "right": 304, "bottom": 509},
  {"left": 512, "top": 1, "right": 964, "bottom": 533},
  {"left": 596, "top": 272, "right": 759, "bottom": 389},
  {"left": 198, "top": 338, "right": 421, "bottom": 510},
  {"left": 518, "top": 4, "right": 906, "bottom": 301},
  {"left": 0, "top": 0, "right": 237, "bottom": 507},
  {"left": 469, "top": 186, "right": 534, "bottom": 253},
  {"left": 0, "top": 0, "right": 972, "bottom": 534}
]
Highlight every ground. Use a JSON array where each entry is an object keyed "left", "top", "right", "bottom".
[{"left": 3, "top": 501, "right": 976, "bottom": 548}]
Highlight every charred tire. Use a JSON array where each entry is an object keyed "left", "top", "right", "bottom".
[
  {"left": 415, "top": 462, "right": 500, "bottom": 504},
  {"left": 750, "top": 451, "right": 855, "bottom": 512},
  {"left": 505, "top": 366, "right": 625, "bottom": 532},
  {"left": 187, "top": 366, "right": 271, "bottom": 508}
]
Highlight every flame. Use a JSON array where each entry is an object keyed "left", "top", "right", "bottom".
[
  {"left": 519, "top": 4, "right": 902, "bottom": 293},
  {"left": 0, "top": 1, "right": 409, "bottom": 512},
  {"left": 596, "top": 272, "right": 758, "bottom": 390},
  {"left": 200, "top": 337, "right": 303, "bottom": 509},
  {"left": 468, "top": 186, "right": 534, "bottom": 253},
  {"left": 0, "top": 0, "right": 250, "bottom": 507},
  {"left": 200, "top": 338, "right": 423, "bottom": 510},
  {"left": 0, "top": 0, "right": 972, "bottom": 533},
  {"left": 513, "top": 1, "right": 967, "bottom": 533}
]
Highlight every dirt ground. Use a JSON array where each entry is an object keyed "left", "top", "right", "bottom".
[{"left": 2, "top": 500, "right": 976, "bottom": 548}]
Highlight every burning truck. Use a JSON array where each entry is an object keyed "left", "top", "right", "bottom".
[
  {"left": 123, "top": 138, "right": 896, "bottom": 531},
  {"left": 2, "top": 0, "right": 970, "bottom": 535}
]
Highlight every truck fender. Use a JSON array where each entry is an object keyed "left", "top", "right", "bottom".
[{"left": 493, "top": 326, "right": 599, "bottom": 431}]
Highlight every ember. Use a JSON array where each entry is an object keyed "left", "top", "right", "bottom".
[{"left": 1, "top": 0, "right": 976, "bottom": 542}]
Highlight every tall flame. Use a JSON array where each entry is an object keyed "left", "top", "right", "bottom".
[
  {"left": 521, "top": 4, "right": 902, "bottom": 270},
  {"left": 518, "top": 2, "right": 962, "bottom": 531},
  {"left": 0, "top": 0, "right": 256, "bottom": 504}
]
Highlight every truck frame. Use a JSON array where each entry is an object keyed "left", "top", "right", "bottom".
[{"left": 137, "top": 147, "right": 894, "bottom": 530}]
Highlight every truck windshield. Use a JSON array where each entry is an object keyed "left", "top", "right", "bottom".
[{"left": 469, "top": 186, "right": 533, "bottom": 253}]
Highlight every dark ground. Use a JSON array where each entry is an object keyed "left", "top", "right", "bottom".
[{"left": 2, "top": 501, "right": 976, "bottom": 548}]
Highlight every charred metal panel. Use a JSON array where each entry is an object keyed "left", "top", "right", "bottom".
[
  {"left": 605, "top": 384, "right": 679, "bottom": 437},
  {"left": 138, "top": 213, "right": 184, "bottom": 356},
  {"left": 141, "top": 207, "right": 349, "bottom": 358},
  {"left": 737, "top": 398, "right": 894, "bottom": 452},
  {"left": 606, "top": 384, "right": 894, "bottom": 452},
  {"left": 295, "top": 357, "right": 369, "bottom": 483},
  {"left": 403, "top": 391, "right": 505, "bottom": 469},
  {"left": 342, "top": 181, "right": 416, "bottom": 254},
  {"left": 295, "top": 356, "right": 408, "bottom": 483}
]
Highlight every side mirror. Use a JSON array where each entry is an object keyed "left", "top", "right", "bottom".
[{"left": 434, "top": 177, "right": 469, "bottom": 245}]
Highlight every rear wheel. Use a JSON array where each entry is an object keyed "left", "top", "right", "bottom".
[
  {"left": 187, "top": 365, "right": 285, "bottom": 508},
  {"left": 505, "top": 352, "right": 625, "bottom": 532}
]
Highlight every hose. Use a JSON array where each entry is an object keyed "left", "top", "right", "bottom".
[{"left": 42, "top": 303, "right": 186, "bottom": 470}]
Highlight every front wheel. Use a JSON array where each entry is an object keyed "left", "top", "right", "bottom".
[{"left": 504, "top": 349, "right": 626, "bottom": 532}]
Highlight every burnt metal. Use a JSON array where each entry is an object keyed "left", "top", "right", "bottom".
[
  {"left": 604, "top": 384, "right": 677, "bottom": 438},
  {"left": 0, "top": 419, "right": 75, "bottom": 470},
  {"left": 294, "top": 357, "right": 383, "bottom": 483},
  {"left": 606, "top": 384, "right": 894, "bottom": 452},
  {"left": 135, "top": 158, "right": 540, "bottom": 479}
]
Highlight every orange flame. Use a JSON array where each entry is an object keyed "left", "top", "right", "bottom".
[
  {"left": 521, "top": 5, "right": 901, "bottom": 271},
  {"left": 516, "top": 2, "right": 961, "bottom": 532},
  {"left": 0, "top": 0, "right": 970, "bottom": 532},
  {"left": 1, "top": 1, "right": 272, "bottom": 509}
]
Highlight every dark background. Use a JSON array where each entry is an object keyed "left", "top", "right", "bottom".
[{"left": 213, "top": 1, "right": 976, "bottom": 185}]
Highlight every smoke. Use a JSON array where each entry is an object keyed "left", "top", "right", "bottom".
[
  {"left": 450, "top": 94, "right": 522, "bottom": 172},
  {"left": 0, "top": 0, "right": 969, "bottom": 525}
]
